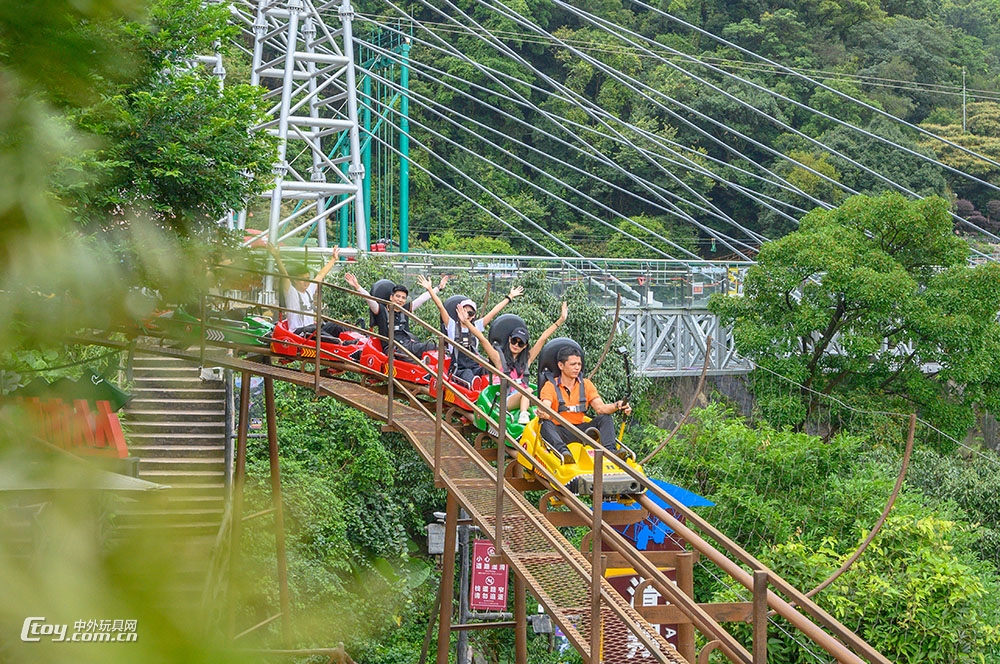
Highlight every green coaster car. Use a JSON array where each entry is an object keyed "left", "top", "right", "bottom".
[
  {"left": 145, "top": 308, "right": 274, "bottom": 346},
  {"left": 472, "top": 383, "right": 537, "bottom": 445}
]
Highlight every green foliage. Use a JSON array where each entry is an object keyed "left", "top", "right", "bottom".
[
  {"left": 920, "top": 102, "right": 1000, "bottom": 207},
  {"left": 54, "top": 0, "right": 277, "bottom": 235},
  {"left": 759, "top": 512, "right": 1000, "bottom": 663},
  {"left": 418, "top": 229, "right": 516, "bottom": 255},
  {"left": 238, "top": 381, "right": 443, "bottom": 649},
  {"left": 648, "top": 404, "right": 1000, "bottom": 662},
  {"left": 604, "top": 214, "right": 698, "bottom": 259},
  {"left": 906, "top": 447, "right": 1000, "bottom": 568},
  {"left": 644, "top": 403, "right": 868, "bottom": 550},
  {"left": 711, "top": 192, "right": 1000, "bottom": 442}
]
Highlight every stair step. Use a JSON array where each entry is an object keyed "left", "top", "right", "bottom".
[
  {"left": 125, "top": 400, "right": 225, "bottom": 413},
  {"left": 127, "top": 431, "right": 226, "bottom": 441},
  {"left": 139, "top": 469, "right": 226, "bottom": 482},
  {"left": 139, "top": 458, "right": 226, "bottom": 472},
  {"left": 115, "top": 512, "right": 222, "bottom": 535},
  {"left": 123, "top": 491, "right": 225, "bottom": 508},
  {"left": 126, "top": 422, "right": 225, "bottom": 433},
  {"left": 129, "top": 375, "right": 221, "bottom": 384},
  {"left": 128, "top": 444, "right": 226, "bottom": 458},
  {"left": 131, "top": 388, "right": 227, "bottom": 399},
  {"left": 126, "top": 409, "right": 226, "bottom": 418},
  {"left": 125, "top": 412, "right": 226, "bottom": 424},
  {"left": 135, "top": 478, "right": 227, "bottom": 492}
]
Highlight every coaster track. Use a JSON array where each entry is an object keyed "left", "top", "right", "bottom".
[{"left": 76, "top": 312, "right": 891, "bottom": 664}]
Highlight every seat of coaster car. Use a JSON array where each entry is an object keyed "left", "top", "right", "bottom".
[{"left": 293, "top": 322, "right": 348, "bottom": 344}]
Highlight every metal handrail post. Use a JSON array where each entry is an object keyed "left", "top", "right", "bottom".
[
  {"left": 494, "top": 375, "right": 507, "bottom": 561},
  {"left": 434, "top": 334, "right": 444, "bottom": 486},
  {"left": 313, "top": 283, "right": 322, "bottom": 391},
  {"left": 387, "top": 302, "right": 395, "bottom": 427},
  {"left": 590, "top": 449, "right": 603, "bottom": 664}
]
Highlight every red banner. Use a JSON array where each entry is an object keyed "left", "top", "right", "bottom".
[
  {"left": 470, "top": 540, "right": 509, "bottom": 611},
  {"left": 18, "top": 398, "right": 129, "bottom": 459}
]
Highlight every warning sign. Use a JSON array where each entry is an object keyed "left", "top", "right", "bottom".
[{"left": 470, "top": 540, "right": 509, "bottom": 611}]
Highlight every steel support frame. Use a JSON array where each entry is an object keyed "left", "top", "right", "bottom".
[
  {"left": 231, "top": 0, "right": 368, "bottom": 251},
  {"left": 619, "top": 308, "right": 753, "bottom": 377}
]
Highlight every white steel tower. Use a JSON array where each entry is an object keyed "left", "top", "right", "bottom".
[{"left": 230, "top": 0, "right": 368, "bottom": 251}]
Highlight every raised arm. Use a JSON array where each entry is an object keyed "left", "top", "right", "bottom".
[
  {"left": 527, "top": 301, "right": 568, "bottom": 364},
  {"left": 266, "top": 244, "right": 291, "bottom": 291},
  {"left": 415, "top": 274, "right": 448, "bottom": 321},
  {"left": 344, "top": 272, "right": 379, "bottom": 316},
  {"left": 457, "top": 305, "right": 501, "bottom": 372},
  {"left": 481, "top": 284, "right": 523, "bottom": 327},
  {"left": 315, "top": 247, "right": 341, "bottom": 282}
]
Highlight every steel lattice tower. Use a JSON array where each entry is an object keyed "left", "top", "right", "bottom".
[{"left": 230, "top": 0, "right": 368, "bottom": 251}]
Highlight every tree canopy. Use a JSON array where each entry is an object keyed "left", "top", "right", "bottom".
[{"left": 711, "top": 191, "right": 1000, "bottom": 441}]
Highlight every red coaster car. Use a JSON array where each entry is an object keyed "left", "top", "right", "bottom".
[
  {"left": 270, "top": 319, "right": 368, "bottom": 364},
  {"left": 355, "top": 338, "right": 488, "bottom": 412},
  {"left": 428, "top": 373, "right": 491, "bottom": 412},
  {"left": 356, "top": 339, "right": 450, "bottom": 385}
]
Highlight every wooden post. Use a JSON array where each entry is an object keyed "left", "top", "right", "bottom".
[
  {"left": 264, "top": 377, "right": 292, "bottom": 646},
  {"left": 437, "top": 491, "right": 459, "bottom": 664},
  {"left": 676, "top": 552, "right": 695, "bottom": 663},
  {"left": 753, "top": 570, "right": 768, "bottom": 663},
  {"left": 514, "top": 573, "right": 528, "bottom": 664},
  {"left": 227, "top": 371, "right": 252, "bottom": 639}
]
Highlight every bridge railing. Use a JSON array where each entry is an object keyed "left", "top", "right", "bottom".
[{"left": 262, "top": 248, "right": 752, "bottom": 308}]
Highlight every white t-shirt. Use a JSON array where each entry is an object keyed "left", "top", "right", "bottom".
[{"left": 284, "top": 282, "right": 318, "bottom": 331}]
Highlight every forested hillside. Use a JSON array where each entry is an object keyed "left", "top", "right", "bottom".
[{"left": 355, "top": 0, "right": 1000, "bottom": 256}]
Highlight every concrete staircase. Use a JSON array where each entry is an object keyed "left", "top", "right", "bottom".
[{"left": 119, "top": 353, "right": 231, "bottom": 609}]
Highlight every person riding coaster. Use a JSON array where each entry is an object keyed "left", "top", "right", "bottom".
[
  {"left": 516, "top": 338, "right": 644, "bottom": 498},
  {"left": 342, "top": 274, "right": 488, "bottom": 410},
  {"left": 343, "top": 275, "right": 449, "bottom": 382},
  {"left": 419, "top": 276, "right": 522, "bottom": 390},
  {"left": 471, "top": 305, "right": 568, "bottom": 439}
]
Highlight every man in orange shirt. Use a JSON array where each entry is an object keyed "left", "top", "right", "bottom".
[{"left": 538, "top": 346, "right": 631, "bottom": 463}]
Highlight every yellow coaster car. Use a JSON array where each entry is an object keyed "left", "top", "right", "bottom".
[{"left": 516, "top": 417, "right": 645, "bottom": 498}]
